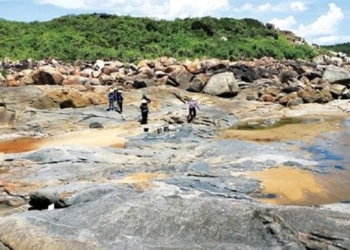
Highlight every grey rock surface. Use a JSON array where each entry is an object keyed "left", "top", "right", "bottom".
[
  {"left": 1, "top": 85, "right": 350, "bottom": 249},
  {"left": 1, "top": 188, "right": 350, "bottom": 249}
]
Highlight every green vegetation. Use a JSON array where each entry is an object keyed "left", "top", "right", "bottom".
[
  {"left": 322, "top": 42, "right": 350, "bottom": 55},
  {"left": 0, "top": 14, "right": 317, "bottom": 62},
  {"left": 1, "top": 69, "right": 8, "bottom": 78}
]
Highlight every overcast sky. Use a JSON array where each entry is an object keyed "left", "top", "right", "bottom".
[{"left": 0, "top": 0, "right": 349, "bottom": 45}]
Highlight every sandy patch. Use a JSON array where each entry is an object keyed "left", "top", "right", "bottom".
[
  {"left": 248, "top": 166, "right": 326, "bottom": 206},
  {"left": 0, "top": 137, "right": 43, "bottom": 153},
  {"left": 117, "top": 172, "right": 169, "bottom": 190},
  {"left": 0, "top": 122, "right": 143, "bottom": 153},
  {"left": 40, "top": 122, "right": 142, "bottom": 148},
  {"left": 217, "top": 117, "right": 344, "bottom": 142}
]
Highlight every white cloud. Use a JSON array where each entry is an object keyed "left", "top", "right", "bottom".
[
  {"left": 233, "top": 3, "right": 273, "bottom": 13},
  {"left": 296, "top": 3, "right": 344, "bottom": 37},
  {"left": 290, "top": 1, "right": 307, "bottom": 12},
  {"left": 258, "top": 3, "right": 272, "bottom": 12},
  {"left": 37, "top": 0, "right": 230, "bottom": 19},
  {"left": 232, "top": 3, "right": 253, "bottom": 12},
  {"left": 167, "top": 0, "right": 229, "bottom": 18},
  {"left": 36, "top": 0, "right": 86, "bottom": 9},
  {"left": 313, "top": 35, "right": 350, "bottom": 45},
  {"left": 269, "top": 15, "right": 297, "bottom": 30},
  {"left": 269, "top": 3, "right": 345, "bottom": 45},
  {"left": 233, "top": 2, "right": 300, "bottom": 14}
]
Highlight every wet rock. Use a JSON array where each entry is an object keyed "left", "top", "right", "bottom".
[{"left": 89, "top": 122, "right": 104, "bottom": 129}]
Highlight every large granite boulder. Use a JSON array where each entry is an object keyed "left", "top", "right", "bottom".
[
  {"left": 202, "top": 72, "right": 239, "bottom": 97},
  {"left": 32, "top": 66, "right": 64, "bottom": 85},
  {"left": 323, "top": 65, "right": 350, "bottom": 85}
]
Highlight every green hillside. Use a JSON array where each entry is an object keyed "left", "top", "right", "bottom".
[
  {"left": 322, "top": 42, "right": 350, "bottom": 55},
  {"left": 0, "top": 14, "right": 317, "bottom": 62}
]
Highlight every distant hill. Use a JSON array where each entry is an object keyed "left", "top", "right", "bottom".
[
  {"left": 0, "top": 14, "right": 317, "bottom": 62},
  {"left": 322, "top": 42, "right": 350, "bottom": 55}
]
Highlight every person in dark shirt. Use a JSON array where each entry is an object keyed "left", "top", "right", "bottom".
[
  {"left": 115, "top": 90, "right": 124, "bottom": 113},
  {"left": 107, "top": 89, "right": 115, "bottom": 111},
  {"left": 139, "top": 99, "right": 149, "bottom": 124}
]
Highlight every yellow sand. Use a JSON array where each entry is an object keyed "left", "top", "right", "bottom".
[
  {"left": 249, "top": 166, "right": 325, "bottom": 205},
  {"left": 218, "top": 118, "right": 343, "bottom": 142}
]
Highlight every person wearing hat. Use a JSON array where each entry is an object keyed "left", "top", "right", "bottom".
[
  {"left": 115, "top": 89, "right": 124, "bottom": 113},
  {"left": 107, "top": 89, "right": 115, "bottom": 111},
  {"left": 141, "top": 93, "right": 151, "bottom": 104},
  {"left": 139, "top": 99, "right": 149, "bottom": 124},
  {"left": 187, "top": 97, "right": 200, "bottom": 123}
]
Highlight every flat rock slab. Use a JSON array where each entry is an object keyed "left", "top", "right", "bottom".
[{"left": 0, "top": 188, "right": 349, "bottom": 249}]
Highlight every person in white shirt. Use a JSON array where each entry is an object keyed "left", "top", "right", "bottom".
[{"left": 187, "top": 97, "right": 200, "bottom": 123}]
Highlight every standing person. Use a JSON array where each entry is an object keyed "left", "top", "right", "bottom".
[
  {"left": 139, "top": 99, "right": 149, "bottom": 124},
  {"left": 115, "top": 90, "right": 124, "bottom": 113},
  {"left": 187, "top": 97, "right": 199, "bottom": 123},
  {"left": 107, "top": 89, "right": 115, "bottom": 111},
  {"left": 142, "top": 93, "right": 151, "bottom": 104}
]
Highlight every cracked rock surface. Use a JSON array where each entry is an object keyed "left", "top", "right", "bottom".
[{"left": 1, "top": 85, "right": 350, "bottom": 249}]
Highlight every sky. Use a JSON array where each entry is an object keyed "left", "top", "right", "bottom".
[{"left": 0, "top": 0, "right": 349, "bottom": 45}]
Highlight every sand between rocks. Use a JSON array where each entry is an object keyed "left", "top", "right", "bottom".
[
  {"left": 217, "top": 117, "right": 345, "bottom": 142},
  {"left": 38, "top": 122, "right": 143, "bottom": 149},
  {"left": 248, "top": 166, "right": 325, "bottom": 206}
]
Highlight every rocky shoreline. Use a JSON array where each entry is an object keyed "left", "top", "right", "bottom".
[{"left": 1, "top": 54, "right": 350, "bottom": 249}]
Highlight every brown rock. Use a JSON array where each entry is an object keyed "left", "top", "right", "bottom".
[
  {"left": 156, "top": 76, "right": 168, "bottom": 86},
  {"left": 102, "top": 66, "right": 119, "bottom": 75},
  {"left": 99, "top": 74, "right": 115, "bottom": 85},
  {"left": 62, "top": 76, "right": 80, "bottom": 85},
  {"left": 235, "top": 88, "right": 259, "bottom": 101},
  {"left": 259, "top": 94, "right": 275, "bottom": 102},
  {"left": 139, "top": 66, "right": 156, "bottom": 79},
  {"left": 44, "top": 85, "right": 107, "bottom": 108},
  {"left": 6, "top": 74, "right": 20, "bottom": 87},
  {"left": 159, "top": 56, "right": 178, "bottom": 67},
  {"left": 0, "top": 107, "right": 15, "bottom": 124},
  {"left": 298, "top": 87, "right": 333, "bottom": 103},
  {"left": 165, "top": 65, "right": 186, "bottom": 74},
  {"left": 185, "top": 59, "right": 204, "bottom": 74},
  {"left": 19, "top": 75, "right": 35, "bottom": 85},
  {"left": 187, "top": 74, "right": 208, "bottom": 92},
  {"left": 278, "top": 95, "right": 289, "bottom": 106},
  {"left": 137, "top": 60, "right": 151, "bottom": 68},
  {"left": 300, "top": 75, "right": 310, "bottom": 85},
  {"left": 167, "top": 67, "right": 193, "bottom": 89},
  {"left": 32, "top": 67, "right": 64, "bottom": 85},
  {"left": 260, "top": 86, "right": 281, "bottom": 97}
]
